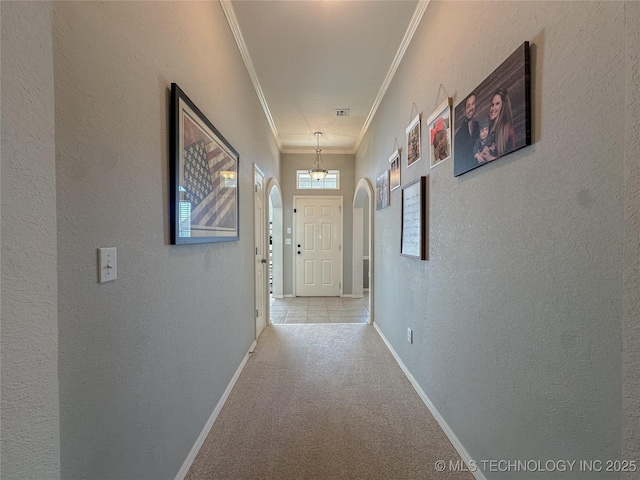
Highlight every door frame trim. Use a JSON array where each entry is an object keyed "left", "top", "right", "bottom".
[
  {"left": 292, "top": 195, "right": 344, "bottom": 297},
  {"left": 352, "top": 178, "right": 374, "bottom": 324}
]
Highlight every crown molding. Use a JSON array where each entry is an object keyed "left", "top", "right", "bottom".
[
  {"left": 281, "top": 148, "right": 354, "bottom": 156},
  {"left": 220, "top": 0, "right": 282, "bottom": 151},
  {"left": 353, "top": 0, "right": 430, "bottom": 154}
]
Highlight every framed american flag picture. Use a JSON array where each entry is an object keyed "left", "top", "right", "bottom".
[{"left": 170, "top": 83, "right": 239, "bottom": 244}]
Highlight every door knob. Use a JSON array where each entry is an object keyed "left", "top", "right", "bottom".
[
  {"left": 297, "top": 244, "right": 301, "bottom": 248},
  {"left": 261, "top": 258, "right": 267, "bottom": 264},
  {"left": 297, "top": 251, "right": 301, "bottom": 254}
]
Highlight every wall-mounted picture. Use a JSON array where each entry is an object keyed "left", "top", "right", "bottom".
[
  {"left": 453, "top": 41, "right": 531, "bottom": 177},
  {"left": 389, "top": 149, "right": 401, "bottom": 191},
  {"left": 170, "top": 83, "right": 240, "bottom": 245},
  {"left": 427, "top": 98, "right": 452, "bottom": 169},
  {"left": 401, "top": 176, "right": 428, "bottom": 260},
  {"left": 376, "top": 170, "right": 390, "bottom": 210},
  {"left": 406, "top": 114, "right": 421, "bottom": 168}
]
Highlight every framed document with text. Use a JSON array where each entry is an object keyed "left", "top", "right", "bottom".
[{"left": 401, "top": 176, "right": 427, "bottom": 260}]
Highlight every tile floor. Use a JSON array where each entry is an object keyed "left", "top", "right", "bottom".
[{"left": 270, "top": 293, "right": 369, "bottom": 324}]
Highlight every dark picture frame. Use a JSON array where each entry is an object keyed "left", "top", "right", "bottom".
[
  {"left": 389, "top": 149, "right": 401, "bottom": 191},
  {"left": 401, "top": 176, "right": 427, "bottom": 260},
  {"left": 376, "top": 170, "right": 390, "bottom": 210},
  {"left": 453, "top": 41, "right": 531, "bottom": 176},
  {"left": 170, "top": 83, "right": 240, "bottom": 244}
]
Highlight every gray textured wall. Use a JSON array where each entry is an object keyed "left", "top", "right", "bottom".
[
  {"left": 622, "top": 1, "right": 640, "bottom": 477},
  {"left": 53, "top": 2, "right": 279, "bottom": 478},
  {"left": 281, "top": 153, "right": 355, "bottom": 295},
  {"left": 356, "top": 1, "right": 634, "bottom": 478},
  {"left": 1, "top": 2, "right": 61, "bottom": 478}
]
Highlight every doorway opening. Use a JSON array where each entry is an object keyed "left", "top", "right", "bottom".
[
  {"left": 266, "top": 179, "right": 283, "bottom": 324},
  {"left": 352, "top": 178, "right": 374, "bottom": 324}
]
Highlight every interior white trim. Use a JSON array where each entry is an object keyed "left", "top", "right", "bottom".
[
  {"left": 372, "top": 323, "right": 487, "bottom": 480},
  {"left": 282, "top": 147, "right": 353, "bottom": 155},
  {"left": 352, "top": 178, "right": 374, "bottom": 323},
  {"left": 174, "top": 340, "right": 257, "bottom": 480},
  {"left": 354, "top": 0, "right": 431, "bottom": 154},
  {"left": 220, "top": 1, "right": 282, "bottom": 151}
]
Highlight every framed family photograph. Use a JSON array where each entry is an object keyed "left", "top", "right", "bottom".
[
  {"left": 406, "top": 114, "right": 421, "bottom": 168},
  {"left": 376, "top": 170, "right": 390, "bottom": 210},
  {"left": 453, "top": 41, "right": 531, "bottom": 177},
  {"left": 389, "top": 149, "right": 401, "bottom": 191},
  {"left": 401, "top": 176, "right": 427, "bottom": 260},
  {"left": 170, "top": 83, "right": 240, "bottom": 245},
  {"left": 427, "top": 98, "right": 452, "bottom": 169}
]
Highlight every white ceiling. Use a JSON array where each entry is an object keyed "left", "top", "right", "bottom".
[{"left": 223, "top": 0, "right": 426, "bottom": 154}]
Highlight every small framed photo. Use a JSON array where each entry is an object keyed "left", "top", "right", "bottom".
[
  {"left": 401, "top": 176, "right": 427, "bottom": 260},
  {"left": 170, "top": 83, "right": 240, "bottom": 244},
  {"left": 427, "top": 98, "right": 453, "bottom": 168},
  {"left": 389, "top": 149, "right": 401, "bottom": 191},
  {"left": 406, "top": 114, "right": 421, "bottom": 168},
  {"left": 376, "top": 170, "right": 390, "bottom": 210}
]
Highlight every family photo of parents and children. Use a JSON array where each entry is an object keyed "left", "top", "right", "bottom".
[{"left": 454, "top": 42, "right": 531, "bottom": 177}]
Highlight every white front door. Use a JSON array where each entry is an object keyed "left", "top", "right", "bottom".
[
  {"left": 294, "top": 196, "right": 342, "bottom": 297},
  {"left": 254, "top": 167, "right": 266, "bottom": 338}
]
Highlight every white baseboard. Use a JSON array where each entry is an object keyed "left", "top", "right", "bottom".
[
  {"left": 341, "top": 294, "right": 353, "bottom": 298},
  {"left": 372, "top": 323, "right": 487, "bottom": 480},
  {"left": 284, "top": 294, "right": 294, "bottom": 298},
  {"left": 363, "top": 288, "right": 369, "bottom": 292},
  {"left": 174, "top": 339, "right": 257, "bottom": 480}
]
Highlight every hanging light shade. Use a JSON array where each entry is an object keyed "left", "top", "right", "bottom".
[{"left": 308, "top": 131, "right": 328, "bottom": 181}]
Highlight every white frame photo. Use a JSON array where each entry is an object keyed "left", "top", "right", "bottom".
[
  {"left": 389, "top": 149, "right": 401, "bottom": 191},
  {"left": 427, "top": 98, "right": 453, "bottom": 169},
  {"left": 406, "top": 114, "right": 421, "bottom": 168}
]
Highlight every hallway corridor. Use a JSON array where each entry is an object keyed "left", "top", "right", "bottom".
[{"left": 185, "top": 323, "right": 472, "bottom": 480}]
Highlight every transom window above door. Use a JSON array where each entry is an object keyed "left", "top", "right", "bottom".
[{"left": 296, "top": 170, "right": 340, "bottom": 190}]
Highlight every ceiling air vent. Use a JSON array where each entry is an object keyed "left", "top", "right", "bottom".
[{"left": 335, "top": 109, "right": 350, "bottom": 117}]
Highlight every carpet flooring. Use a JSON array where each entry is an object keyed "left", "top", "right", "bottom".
[{"left": 186, "top": 324, "right": 474, "bottom": 479}]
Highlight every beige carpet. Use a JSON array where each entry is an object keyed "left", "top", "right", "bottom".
[{"left": 186, "top": 324, "right": 474, "bottom": 479}]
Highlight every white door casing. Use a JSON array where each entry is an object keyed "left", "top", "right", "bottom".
[
  {"left": 353, "top": 178, "right": 374, "bottom": 324},
  {"left": 254, "top": 166, "right": 266, "bottom": 338},
  {"left": 294, "top": 196, "right": 342, "bottom": 297}
]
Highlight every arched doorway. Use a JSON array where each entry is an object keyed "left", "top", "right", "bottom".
[
  {"left": 266, "top": 179, "right": 284, "bottom": 325},
  {"left": 352, "top": 178, "right": 374, "bottom": 324}
]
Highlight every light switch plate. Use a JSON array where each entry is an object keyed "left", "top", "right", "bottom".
[{"left": 98, "top": 247, "right": 117, "bottom": 283}]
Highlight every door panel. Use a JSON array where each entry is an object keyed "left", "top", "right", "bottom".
[
  {"left": 254, "top": 168, "right": 265, "bottom": 338},
  {"left": 304, "top": 223, "right": 315, "bottom": 250},
  {"left": 295, "top": 196, "right": 342, "bottom": 296},
  {"left": 321, "top": 260, "right": 332, "bottom": 285}
]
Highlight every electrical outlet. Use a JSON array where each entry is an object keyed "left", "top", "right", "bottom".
[{"left": 407, "top": 327, "right": 413, "bottom": 344}]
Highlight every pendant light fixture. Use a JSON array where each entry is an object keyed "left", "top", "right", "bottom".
[{"left": 308, "top": 131, "right": 328, "bottom": 181}]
